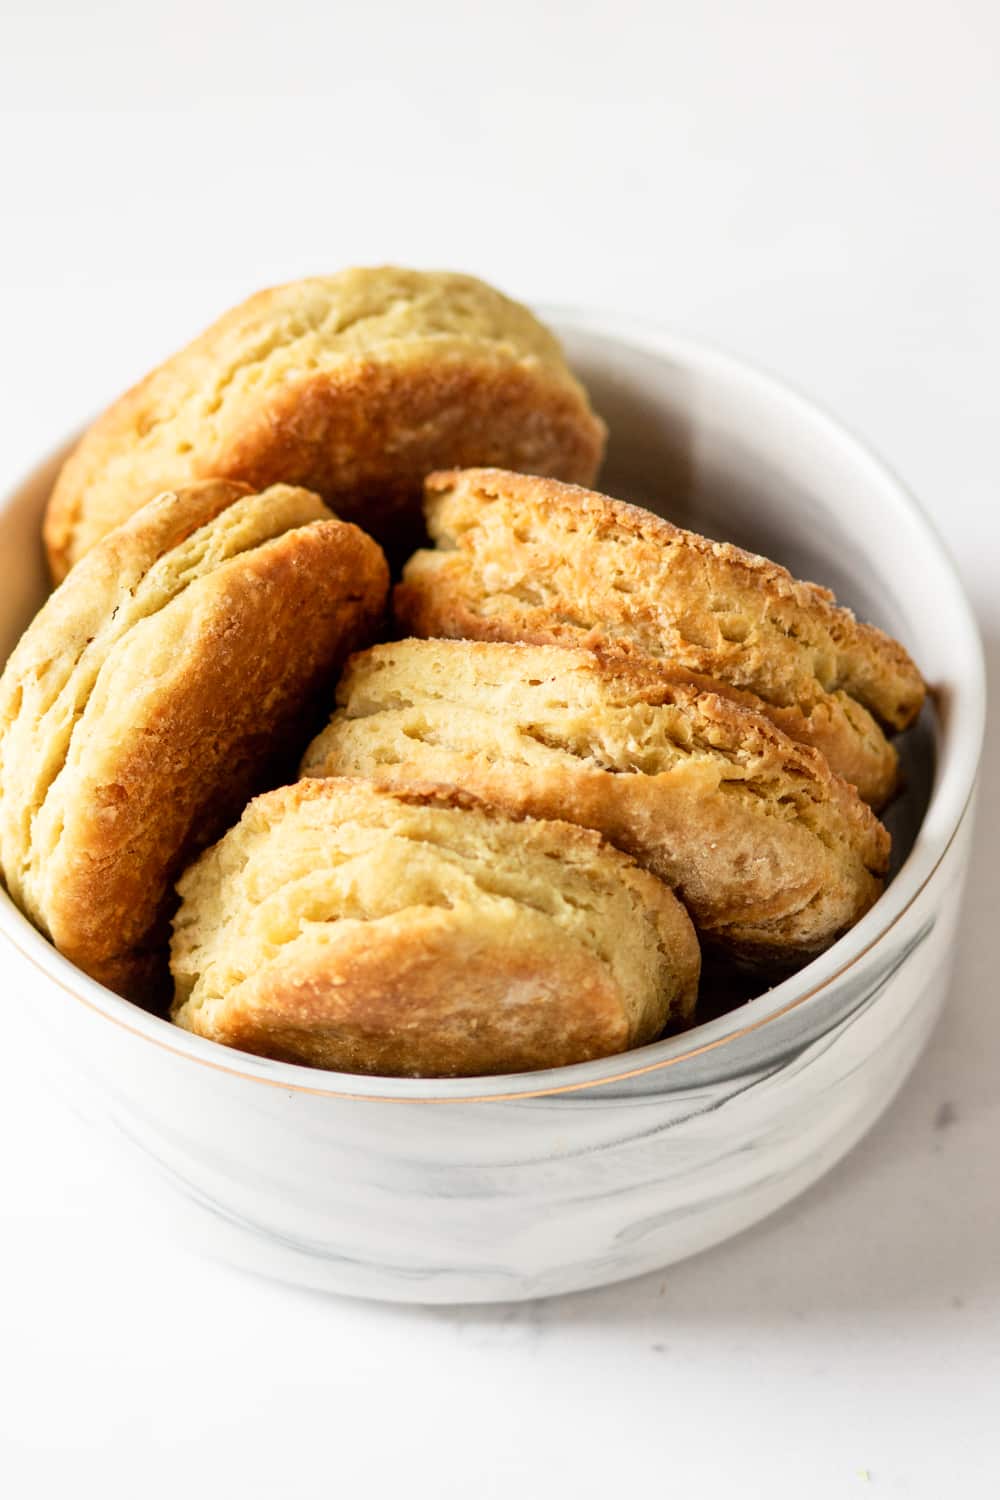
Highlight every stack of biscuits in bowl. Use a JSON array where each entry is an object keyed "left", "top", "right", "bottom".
[{"left": 0, "top": 267, "right": 925, "bottom": 1078}]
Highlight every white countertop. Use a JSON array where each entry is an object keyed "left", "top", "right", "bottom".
[{"left": 1, "top": 2, "right": 997, "bottom": 1494}]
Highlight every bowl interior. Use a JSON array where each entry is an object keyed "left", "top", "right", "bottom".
[
  {"left": 0, "top": 447, "right": 58, "bottom": 660},
  {"left": 0, "top": 316, "right": 984, "bottom": 1098}
]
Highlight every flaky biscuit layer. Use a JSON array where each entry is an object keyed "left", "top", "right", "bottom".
[
  {"left": 0, "top": 481, "right": 388, "bottom": 996},
  {"left": 395, "top": 468, "right": 926, "bottom": 806},
  {"left": 44, "top": 270, "right": 606, "bottom": 578},
  {"left": 303, "top": 638, "right": 890, "bottom": 964},
  {"left": 170, "top": 778, "right": 700, "bottom": 1077}
]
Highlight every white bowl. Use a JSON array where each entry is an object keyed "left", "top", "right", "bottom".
[{"left": 0, "top": 312, "right": 985, "bottom": 1302}]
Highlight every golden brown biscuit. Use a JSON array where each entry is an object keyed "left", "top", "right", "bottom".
[
  {"left": 170, "top": 778, "right": 700, "bottom": 1078},
  {"left": 44, "top": 269, "right": 606, "bottom": 580},
  {"left": 302, "top": 639, "right": 890, "bottom": 964},
  {"left": 0, "top": 481, "right": 388, "bottom": 998},
  {"left": 395, "top": 468, "right": 927, "bottom": 808}
]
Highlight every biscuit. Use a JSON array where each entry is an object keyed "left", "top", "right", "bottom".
[
  {"left": 395, "top": 468, "right": 927, "bottom": 807},
  {"left": 44, "top": 269, "right": 606, "bottom": 580},
  {"left": 170, "top": 778, "right": 700, "bottom": 1078},
  {"left": 302, "top": 639, "right": 890, "bottom": 964},
  {"left": 0, "top": 480, "right": 388, "bottom": 998}
]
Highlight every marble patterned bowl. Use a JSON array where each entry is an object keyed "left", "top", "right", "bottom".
[{"left": 0, "top": 313, "right": 985, "bottom": 1303}]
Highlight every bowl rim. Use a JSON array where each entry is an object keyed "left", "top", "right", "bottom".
[{"left": 0, "top": 309, "right": 986, "bottom": 1104}]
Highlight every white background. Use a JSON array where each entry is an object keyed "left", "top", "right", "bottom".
[{"left": 1, "top": 2, "right": 998, "bottom": 1495}]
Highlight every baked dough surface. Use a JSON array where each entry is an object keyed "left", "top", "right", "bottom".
[
  {"left": 0, "top": 480, "right": 388, "bottom": 997},
  {"left": 44, "top": 270, "right": 606, "bottom": 579},
  {"left": 395, "top": 468, "right": 926, "bottom": 807},
  {"left": 170, "top": 778, "right": 700, "bottom": 1077},
  {"left": 303, "top": 638, "right": 890, "bottom": 963}
]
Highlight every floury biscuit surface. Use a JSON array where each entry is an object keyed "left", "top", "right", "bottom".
[
  {"left": 395, "top": 468, "right": 927, "bottom": 807},
  {"left": 0, "top": 480, "right": 388, "bottom": 997},
  {"left": 43, "top": 269, "right": 606, "bottom": 579},
  {"left": 302, "top": 639, "right": 890, "bottom": 964},
  {"left": 170, "top": 779, "right": 700, "bottom": 1078}
]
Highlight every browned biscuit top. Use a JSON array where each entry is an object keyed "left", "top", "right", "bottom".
[
  {"left": 0, "top": 480, "right": 388, "bottom": 998},
  {"left": 394, "top": 468, "right": 925, "bottom": 805},
  {"left": 43, "top": 269, "right": 606, "bottom": 579}
]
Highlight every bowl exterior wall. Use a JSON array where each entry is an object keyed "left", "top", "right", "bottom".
[{"left": 17, "top": 804, "right": 972, "bottom": 1303}]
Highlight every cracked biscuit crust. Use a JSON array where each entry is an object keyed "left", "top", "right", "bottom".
[
  {"left": 43, "top": 269, "right": 606, "bottom": 580},
  {"left": 170, "top": 778, "right": 700, "bottom": 1078},
  {"left": 302, "top": 639, "right": 890, "bottom": 964},
  {"left": 0, "top": 480, "right": 388, "bottom": 998},
  {"left": 394, "top": 468, "right": 926, "bottom": 807}
]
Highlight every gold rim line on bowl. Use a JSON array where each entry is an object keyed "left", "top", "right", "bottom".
[{"left": 0, "top": 779, "right": 973, "bottom": 1105}]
